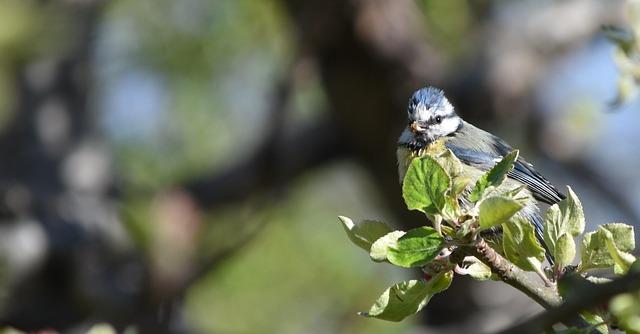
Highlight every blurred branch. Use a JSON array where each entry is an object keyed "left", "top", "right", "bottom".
[
  {"left": 496, "top": 270, "right": 640, "bottom": 334},
  {"left": 184, "top": 58, "right": 349, "bottom": 208},
  {"left": 185, "top": 119, "right": 346, "bottom": 208}
]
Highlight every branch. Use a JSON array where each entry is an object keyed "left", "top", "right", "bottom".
[
  {"left": 184, "top": 119, "right": 347, "bottom": 209},
  {"left": 464, "top": 239, "right": 595, "bottom": 332},
  {"left": 469, "top": 239, "right": 561, "bottom": 309},
  {"left": 496, "top": 270, "right": 640, "bottom": 334},
  {"left": 183, "top": 57, "right": 348, "bottom": 209}
]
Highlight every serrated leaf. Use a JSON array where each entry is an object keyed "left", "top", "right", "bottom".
[
  {"left": 555, "top": 233, "right": 577, "bottom": 268},
  {"left": 469, "top": 150, "right": 519, "bottom": 202},
  {"left": 544, "top": 187, "right": 585, "bottom": 256},
  {"left": 402, "top": 156, "right": 450, "bottom": 214},
  {"left": 602, "top": 223, "right": 635, "bottom": 252},
  {"left": 339, "top": 216, "right": 393, "bottom": 251},
  {"left": 603, "top": 228, "right": 636, "bottom": 275},
  {"left": 478, "top": 196, "right": 522, "bottom": 230},
  {"left": 360, "top": 271, "right": 453, "bottom": 322},
  {"left": 502, "top": 218, "right": 546, "bottom": 272},
  {"left": 387, "top": 227, "right": 445, "bottom": 268},
  {"left": 580, "top": 223, "right": 636, "bottom": 272},
  {"left": 370, "top": 231, "right": 405, "bottom": 262},
  {"left": 580, "top": 230, "right": 612, "bottom": 270}
]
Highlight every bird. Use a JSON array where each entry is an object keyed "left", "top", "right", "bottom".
[{"left": 396, "top": 86, "right": 565, "bottom": 262}]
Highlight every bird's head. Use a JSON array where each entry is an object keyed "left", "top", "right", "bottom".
[{"left": 398, "top": 87, "right": 462, "bottom": 152}]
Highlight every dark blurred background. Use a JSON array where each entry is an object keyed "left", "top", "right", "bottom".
[{"left": 0, "top": 0, "right": 637, "bottom": 333}]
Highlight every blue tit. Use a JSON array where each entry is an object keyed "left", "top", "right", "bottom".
[{"left": 397, "top": 86, "right": 565, "bottom": 262}]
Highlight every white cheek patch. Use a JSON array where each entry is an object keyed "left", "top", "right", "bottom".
[
  {"left": 440, "top": 102, "right": 454, "bottom": 117},
  {"left": 437, "top": 117, "right": 460, "bottom": 136}
]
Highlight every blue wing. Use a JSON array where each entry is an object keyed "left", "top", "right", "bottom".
[
  {"left": 445, "top": 144, "right": 565, "bottom": 205},
  {"left": 446, "top": 144, "right": 561, "bottom": 264}
]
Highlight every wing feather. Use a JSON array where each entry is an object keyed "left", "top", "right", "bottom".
[{"left": 445, "top": 144, "right": 565, "bottom": 205}]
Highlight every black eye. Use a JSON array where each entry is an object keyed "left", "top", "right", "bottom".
[{"left": 435, "top": 116, "right": 442, "bottom": 123}]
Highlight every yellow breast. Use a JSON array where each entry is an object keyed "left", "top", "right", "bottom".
[{"left": 396, "top": 139, "right": 448, "bottom": 183}]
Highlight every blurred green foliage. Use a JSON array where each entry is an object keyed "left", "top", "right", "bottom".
[
  {"left": 417, "top": 0, "right": 474, "bottom": 60},
  {"left": 186, "top": 164, "right": 411, "bottom": 333},
  {"left": 98, "top": 0, "right": 413, "bottom": 330}
]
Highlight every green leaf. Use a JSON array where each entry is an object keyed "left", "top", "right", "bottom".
[
  {"left": 402, "top": 155, "right": 450, "bottom": 214},
  {"left": 478, "top": 196, "right": 523, "bottom": 230},
  {"left": 387, "top": 227, "right": 445, "bottom": 268},
  {"left": 441, "top": 195, "right": 460, "bottom": 221},
  {"left": 580, "top": 230, "right": 611, "bottom": 270},
  {"left": 339, "top": 216, "right": 392, "bottom": 252},
  {"left": 430, "top": 270, "right": 454, "bottom": 293},
  {"left": 602, "top": 223, "right": 635, "bottom": 252},
  {"left": 370, "top": 231, "right": 405, "bottom": 262},
  {"left": 555, "top": 233, "right": 577, "bottom": 268},
  {"left": 462, "top": 256, "right": 492, "bottom": 281},
  {"left": 435, "top": 149, "right": 463, "bottom": 177},
  {"left": 544, "top": 187, "right": 585, "bottom": 256},
  {"left": 580, "top": 223, "right": 635, "bottom": 272},
  {"left": 603, "top": 228, "right": 636, "bottom": 275},
  {"left": 502, "top": 218, "right": 546, "bottom": 272},
  {"left": 564, "top": 187, "right": 586, "bottom": 236},
  {"left": 360, "top": 271, "right": 453, "bottom": 322},
  {"left": 469, "top": 150, "right": 518, "bottom": 202},
  {"left": 580, "top": 311, "right": 609, "bottom": 334},
  {"left": 451, "top": 176, "right": 472, "bottom": 196}
]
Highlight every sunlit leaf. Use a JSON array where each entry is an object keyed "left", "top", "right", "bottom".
[
  {"left": 502, "top": 218, "right": 546, "bottom": 272},
  {"left": 580, "top": 223, "right": 635, "bottom": 272},
  {"left": 387, "top": 227, "right": 444, "bottom": 268},
  {"left": 469, "top": 150, "right": 518, "bottom": 202},
  {"left": 580, "top": 311, "right": 608, "bottom": 334},
  {"left": 370, "top": 231, "right": 405, "bottom": 262},
  {"left": 544, "top": 186, "right": 584, "bottom": 257},
  {"left": 555, "top": 233, "right": 577, "bottom": 268},
  {"left": 360, "top": 271, "right": 453, "bottom": 322},
  {"left": 339, "top": 216, "right": 393, "bottom": 252},
  {"left": 402, "top": 156, "right": 450, "bottom": 214},
  {"left": 478, "top": 196, "right": 522, "bottom": 230}
]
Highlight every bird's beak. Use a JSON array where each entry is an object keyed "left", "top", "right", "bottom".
[{"left": 410, "top": 121, "right": 425, "bottom": 133}]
